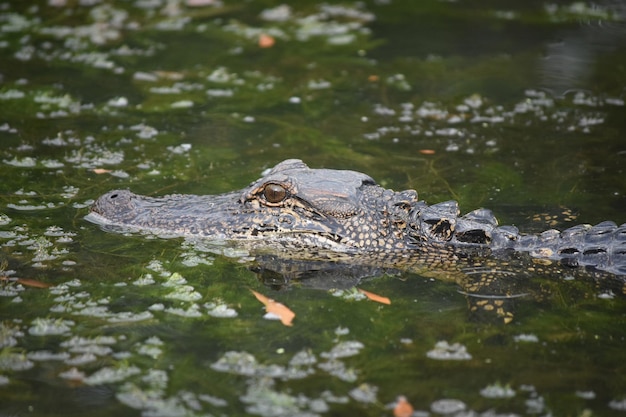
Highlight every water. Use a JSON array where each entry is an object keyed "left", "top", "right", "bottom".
[{"left": 1, "top": 1, "right": 625, "bottom": 416}]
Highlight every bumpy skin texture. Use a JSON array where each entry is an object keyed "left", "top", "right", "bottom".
[{"left": 87, "top": 159, "right": 626, "bottom": 320}]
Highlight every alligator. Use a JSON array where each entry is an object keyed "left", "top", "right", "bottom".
[{"left": 86, "top": 159, "right": 626, "bottom": 321}]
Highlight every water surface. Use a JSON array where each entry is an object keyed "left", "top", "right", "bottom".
[{"left": 1, "top": 1, "right": 625, "bottom": 416}]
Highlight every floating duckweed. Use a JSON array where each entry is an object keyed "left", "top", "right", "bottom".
[
  {"left": 320, "top": 341, "right": 364, "bottom": 359},
  {"left": 348, "top": 383, "right": 378, "bottom": 403},
  {"left": 65, "top": 147, "right": 124, "bottom": 167},
  {"left": 141, "top": 368, "right": 169, "bottom": 392},
  {"left": 27, "top": 351, "right": 71, "bottom": 361},
  {"left": 317, "top": 359, "right": 357, "bottom": 382},
  {"left": 240, "top": 379, "right": 304, "bottom": 417},
  {"left": 260, "top": 5, "right": 292, "bottom": 22},
  {"left": 204, "top": 301, "right": 238, "bottom": 318},
  {"left": 61, "top": 336, "right": 117, "bottom": 349},
  {"left": 525, "top": 395, "right": 545, "bottom": 414},
  {"left": 431, "top": 398, "right": 466, "bottom": 414},
  {"left": 289, "top": 350, "right": 317, "bottom": 367},
  {"left": 329, "top": 288, "right": 367, "bottom": 301},
  {"left": 68, "top": 303, "right": 94, "bottom": 313},
  {"left": 180, "top": 252, "right": 213, "bottom": 267},
  {"left": 133, "top": 274, "right": 155, "bottom": 286},
  {"left": 165, "top": 304, "right": 202, "bottom": 317},
  {"left": 116, "top": 384, "right": 193, "bottom": 416},
  {"left": 65, "top": 353, "right": 98, "bottom": 366},
  {"left": 84, "top": 365, "right": 141, "bottom": 385},
  {"left": 67, "top": 344, "right": 113, "bottom": 356},
  {"left": 0, "top": 285, "right": 23, "bottom": 297},
  {"left": 609, "top": 399, "right": 626, "bottom": 411},
  {"left": 575, "top": 390, "right": 596, "bottom": 400},
  {"left": 0, "top": 214, "right": 11, "bottom": 226},
  {"left": 0, "top": 231, "right": 17, "bottom": 239},
  {"left": 0, "top": 323, "right": 23, "bottom": 347},
  {"left": 0, "top": 352, "right": 34, "bottom": 371},
  {"left": 43, "top": 226, "right": 71, "bottom": 237},
  {"left": 198, "top": 394, "right": 228, "bottom": 407},
  {"left": 165, "top": 285, "right": 202, "bottom": 302},
  {"left": 162, "top": 272, "right": 187, "bottom": 286},
  {"left": 207, "top": 88, "right": 234, "bottom": 97},
  {"left": 28, "top": 318, "right": 74, "bottom": 336},
  {"left": 211, "top": 351, "right": 259, "bottom": 376},
  {"left": 321, "top": 391, "right": 349, "bottom": 404},
  {"left": 166, "top": 143, "right": 192, "bottom": 154},
  {"left": 170, "top": 100, "right": 194, "bottom": 109},
  {"left": 109, "top": 170, "right": 130, "bottom": 178},
  {"left": 3, "top": 157, "right": 36, "bottom": 167},
  {"left": 307, "top": 79, "right": 331, "bottom": 90},
  {"left": 480, "top": 383, "right": 516, "bottom": 399},
  {"left": 107, "top": 311, "right": 154, "bottom": 323},
  {"left": 0, "top": 89, "right": 26, "bottom": 99},
  {"left": 113, "top": 351, "right": 132, "bottom": 360},
  {"left": 514, "top": 334, "right": 539, "bottom": 343},
  {"left": 107, "top": 97, "right": 128, "bottom": 107},
  {"left": 49, "top": 304, "right": 69, "bottom": 313},
  {"left": 59, "top": 367, "right": 85, "bottom": 381},
  {"left": 146, "top": 259, "right": 170, "bottom": 275},
  {"left": 41, "top": 159, "right": 65, "bottom": 168},
  {"left": 426, "top": 341, "right": 472, "bottom": 361},
  {"left": 137, "top": 344, "right": 162, "bottom": 359},
  {"left": 334, "top": 327, "right": 349, "bottom": 336}
]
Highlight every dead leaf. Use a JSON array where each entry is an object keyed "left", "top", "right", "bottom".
[
  {"left": 92, "top": 168, "right": 112, "bottom": 174},
  {"left": 358, "top": 288, "right": 391, "bottom": 305},
  {"left": 15, "top": 278, "right": 54, "bottom": 288},
  {"left": 419, "top": 149, "right": 436, "bottom": 155},
  {"left": 258, "top": 34, "right": 275, "bottom": 48},
  {"left": 394, "top": 395, "right": 414, "bottom": 417},
  {"left": 368, "top": 74, "right": 380, "bottom": 82},
  {"left": 250, "top": 289, "right": 295, "bottom": 326}
]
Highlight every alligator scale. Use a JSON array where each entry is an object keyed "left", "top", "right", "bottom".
[{"left": 87, "top": 159, "right": 626, "bottom": 321}]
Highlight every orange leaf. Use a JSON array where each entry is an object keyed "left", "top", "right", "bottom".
[
  {"left": 419, "top": 149, "right": 435, "bottom": 155},
  {"left": 250, "top": 289, "right": 295, "bottom": 326},
  {"left": 250, "top": 289, "right": 270, "bottom": 305},
  {"left": 358, "top": 288, "right": 391, "bottom": 305},
  {"left": 394, "top": 396, "right": 414, "bottom": 417},
  {"left": 258, "top": 34, "right": 275, "bottom": 48},
  {"left": 265, "top": 302, "right": 295, "bottom": 326}
]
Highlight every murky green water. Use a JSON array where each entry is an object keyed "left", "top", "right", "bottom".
[{"left": 1, "top": 1, "right": 625, "bottom": 416}]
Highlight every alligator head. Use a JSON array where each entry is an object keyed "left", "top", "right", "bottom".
[{"left": 85, "top": 159, "right": 429, "bottom": 253}]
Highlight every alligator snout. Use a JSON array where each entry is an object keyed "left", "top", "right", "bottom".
[{"left": 91, "top": 189, "right": 137, "bottom": 216}]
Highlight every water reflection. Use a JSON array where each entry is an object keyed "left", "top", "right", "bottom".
[{"left": 540, "top": 1, "right": 626, "bottom": 95}]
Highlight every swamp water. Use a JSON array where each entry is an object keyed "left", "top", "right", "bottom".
[{"left": 0, "top": 1, "right": 625, "bottom": 416}]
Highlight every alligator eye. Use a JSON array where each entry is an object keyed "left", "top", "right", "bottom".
[{"left": 263, "top": 183, "right": 287, "bottom": 203}]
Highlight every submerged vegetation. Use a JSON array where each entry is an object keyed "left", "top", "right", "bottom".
[{"left": 0, "top": 0, "right": 625, "bottom": 416}]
